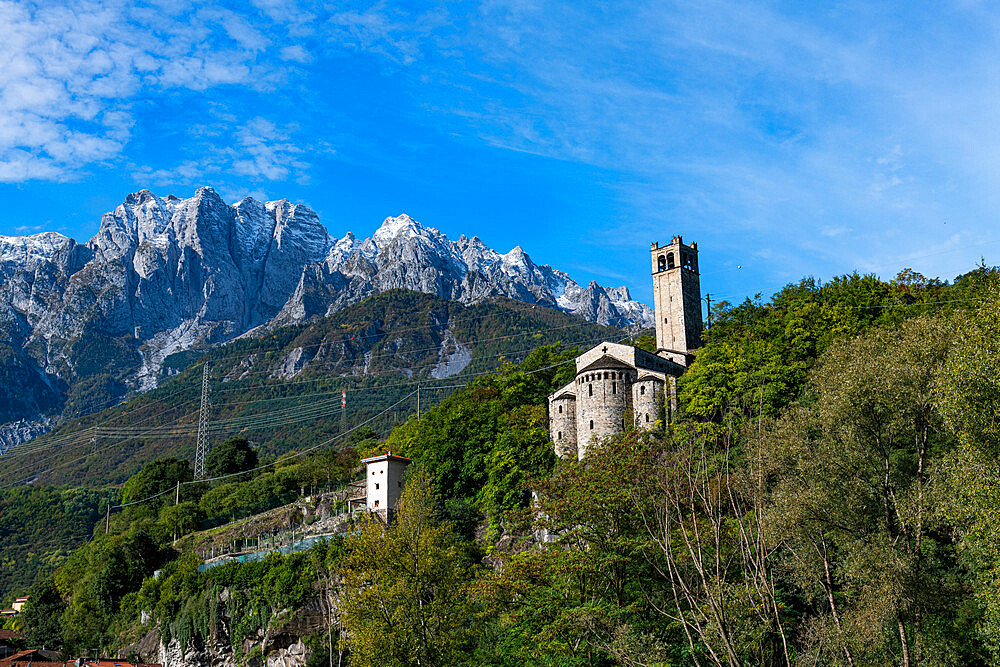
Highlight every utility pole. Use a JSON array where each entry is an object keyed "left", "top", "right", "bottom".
[
  {"left": 341, "top": 390, "right": 347, "bottom": 431},
  {"left": 416, "top": 385, "right": 421, "bottom": 419},
  {"left": 194, "top": 364, "right": 211, "bottom": 480},
  {"left": 105, "top": 505, "right": 110, "bottom": 535},
  {"left": 175, "top": 480, "right": 181, "bottom": 505},
  {"left": 704, "top": 293, "right": 712, "bottom": 329}
]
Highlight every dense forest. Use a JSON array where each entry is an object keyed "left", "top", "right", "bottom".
[{"left": 7, "top": 267, "right": 1000, "bottom": 666}]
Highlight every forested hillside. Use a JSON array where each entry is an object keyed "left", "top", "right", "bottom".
[
  {"left": 0, "top": 290, "right": 615, "bottom": 488},
  {"left": 10, "top": 266, "right": 1000, "bottom": 666}
]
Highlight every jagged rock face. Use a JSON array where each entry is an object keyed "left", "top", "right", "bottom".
[
  {"left": 0, "top": 418, "right": 53, "bottom": 455},
  {"left": 0, "top": 187, "right": 651, "bottom": 428},
  {"left": 275, "top": 213, "right": 652, "bottom": 330}
]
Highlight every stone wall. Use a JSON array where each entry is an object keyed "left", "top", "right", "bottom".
[
  {"left": 120, "top": 595, "right": 327, "bottom": 667},
  {"left": 632, "top": 376, "right": 665, "bottom": 431},
  {"left": 549, "top": 395, "right": 578, "bottom": 458},
  {"left": 574, "top": 367, "right": 635, "bottom": 459},
  {"left": 650, "top": 237, "right": 702, "bottom": 355}
]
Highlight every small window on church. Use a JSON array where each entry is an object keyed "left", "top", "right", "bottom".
[
  {"left": 558, "top": 405, "right": 563, "bottom": 413},
  {"left": 589, "top": 384, "right": 593, "bottom": 396},
  {"left": 375, "top": 483, "right": 379, "bottom": 490},
  {"left": 589, "top": 420, "right": 594, "bottom": 430},
  {"left": 558, "top": 431, "right": 562, "bottom": 440},
  {"left": 612, "top": 382, "right": 616, "bottom": 394},
  {"left": 667, "top": 252, "right": 675, "bottom": 269},
  {"left": 645, "top": 414, "right": 650, "bottom": 423},
  {"left": 657, "top": 255, "right": 666, "bottom": 271},
  {"left": 640, "top": 386, "right": 646, "bottom": 396}
]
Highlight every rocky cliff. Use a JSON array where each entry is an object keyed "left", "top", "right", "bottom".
[{"left": 0, "top": 186, "right": 651, "bottom": 437}]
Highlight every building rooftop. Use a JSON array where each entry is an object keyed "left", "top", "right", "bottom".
[
  {"left": 577, "top": 354, "right": 635, "bottom": 374},
  {"left": 0, "top": 653, "right": 161, "bottom": 667},
  {"left": 78, "top": 659, "right": 162, "bottom": 667},
  {"left": 0, "top": 648, "right": 61, "bottom": 666},
  {"left": 360, "top": 452, "right": 412, "bottom": 464}
]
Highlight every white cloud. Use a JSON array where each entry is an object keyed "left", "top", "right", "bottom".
[
  {"left": 0, "top": 0, "right": 301, "bottom": 183},
  {"left": 232, "top": 117, "right": 309, "bottom": 181},
  {"left": 279, "top": 45, "right": 312, "bottom": 63},
  {"left": 14, "top": 224, "right": 46, "bottom": 234},
  {"left": 131, "top": 116, "right": 319, "bottom": 190},
  {"left": 324, "top": 4, "right": 451, "bottom": 66}
]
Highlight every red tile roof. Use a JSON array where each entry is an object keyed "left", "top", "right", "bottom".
[
  {"left": 0, "top": 649, "right": 60, "bottom": 667},
  {"left": 0, "top": 632, "right": 23, "bottom": 641},
  {"left": 0, "top": 656, "right": 161, "bottom": 667}
]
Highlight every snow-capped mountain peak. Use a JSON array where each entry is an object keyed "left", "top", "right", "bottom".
[
  {"left": 276, "top": 211, "right": 653, "bottom": 331},
  {"left": 0, "top": 231, "right": 74, "bottom": 258},
  {"left": 372, "top": 214, "right": 425, "bottom": 245},
  {"left": 0, "top": 188, "right": 653, "bottom": 439}
]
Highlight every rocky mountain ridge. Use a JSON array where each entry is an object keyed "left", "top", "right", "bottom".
[{"left": 0, "top": 186, "right": 651, "bottom": 438}]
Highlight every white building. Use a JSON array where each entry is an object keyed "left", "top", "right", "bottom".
[
  {"left": 354, "top": 452, "right": 412, "bottom": 521},
  {"left": 548, "top": 236, "right": 702, "bottom": 459}
]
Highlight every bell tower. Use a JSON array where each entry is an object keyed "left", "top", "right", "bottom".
[{"left": 650, "top": 236, "right": 702, "bottom": 364}]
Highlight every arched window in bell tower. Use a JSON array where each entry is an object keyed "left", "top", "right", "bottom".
[
  {"left": 657, "top": 255, "right": 666, "bottom": 272},
  {"left": 667, "top": 252, "right": 676, "bottom": 269}
]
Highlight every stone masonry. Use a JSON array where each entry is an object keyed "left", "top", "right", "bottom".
[
  {"left": 547, "top": 236, "right": 703, "bottom": 459},
  {"left": 651, "top": 236, "right": 702, "bottom": 364}
]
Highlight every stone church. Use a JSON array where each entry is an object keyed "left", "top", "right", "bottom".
[{"left": 548, "top": 236, "right": 702, "bottom": 459}]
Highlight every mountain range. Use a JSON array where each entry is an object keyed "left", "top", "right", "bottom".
[{"left": 0, "top": 186, "right": 651, "bottom": 446}]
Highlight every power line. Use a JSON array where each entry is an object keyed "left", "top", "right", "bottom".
[
  {"left": 0, "top": 342, "right": 577, "bottom": 488},
  {"left": 209, "top": 319, "right": 601, "bottom": 389},
  {"left": 0, "top": 320, "right": 610, "bottom": 467},
  {"left": 163, "top": 307, "right": 595, "bottom": 386},
  {"left": 106, "top": 354, "right": 585, "bottom": 509},
  {"left": 18, "top": 332, "right": 610, "bottom": 450},
  {"left": 108, "top": 390, "right": 420, "bottom": 509}
]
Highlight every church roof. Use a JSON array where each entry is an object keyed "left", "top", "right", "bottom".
[
  {"left": 577, "top": 354, "right": 635, "bottom": 374},
  {"left": 636, "top": 372, "right": 665, "bottom": 383},
  {"left": 548, "top": 379, "right": 577, "bottom": 401}
]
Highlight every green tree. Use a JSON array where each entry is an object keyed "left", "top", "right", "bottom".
[
  {"left": 479, "top": 432, "right": 684, "bottom": 666},
  {"left": 938, "top": 286, "right": 1000, "bottom": 656},
  {"left": 382, "top": 344, "right": 568, "bottom": 526},
  {"left": 56, "top": 525, "right": 164, "bottom": 654},
  {"left": 763, "top": 315, "right": 976, "bottom": 664},
  {"left": 339, "top": 468, "right": 476, "bottom": 666},
  {"left": 158, "top": 502, "right": 204, "bottom": 543},
  {"left": 205, "top": 437, "right": 259, "bottom": 479},
  {"left": 120, "top": 458, "right": 193, "bottom": 509},
  {"left": 20, "top": 576, "right": 65, "bottom": 650}
]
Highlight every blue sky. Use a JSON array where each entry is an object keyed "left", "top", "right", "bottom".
[{"left": 2, "top": 0, "right": 999, "bottom": 307}]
